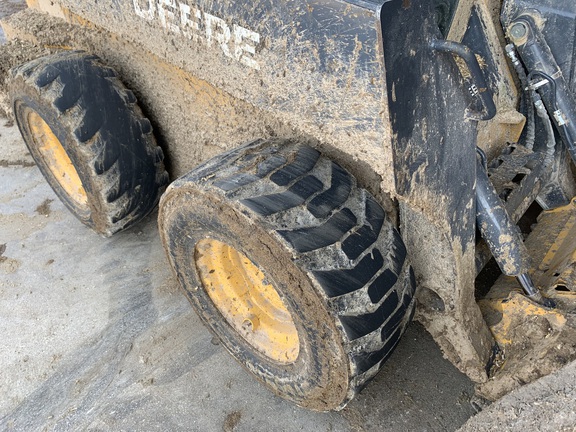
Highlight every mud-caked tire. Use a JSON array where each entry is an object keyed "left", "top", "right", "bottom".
[
  {"left": 9, "top": 51, "right": 169, "bottom": 236},
  {"left": 159, "top": 139, "right": 416, "bottom": 410}
]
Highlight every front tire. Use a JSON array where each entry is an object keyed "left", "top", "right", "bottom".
[{"left": 159, "top": 139, "right": 416, "bottom": 410}]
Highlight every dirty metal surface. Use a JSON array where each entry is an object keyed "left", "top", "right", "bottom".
[
  {"left": 381, "top": 0, "right": 494, "bottom": 384},
  {"left": 502, "top": 0, "right": 576, "bottom": 92},
  {"left": 487, "top": 144, "right": 543, "bottom": 222},
  {"left": 459, "top": 358, "right": 576, "bottom": 432},
  {"left": 530, "top": 199, "right": 576, "bottom": 303},
  {"left": 475, "top": 144, "right": 545, "bottom": 274},
  {"left": 0, "top": 1, "right": 25, "bottom": 44},
  {"left": 52, "top": 0, "right": 397, "bottom": 195},
  {"left": 478, "top": 198, "right": 576, "bottom": 401}
]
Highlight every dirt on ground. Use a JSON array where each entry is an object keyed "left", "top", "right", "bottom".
[{"left": 459, "top": 359, "right": 576, "bottom": 432}]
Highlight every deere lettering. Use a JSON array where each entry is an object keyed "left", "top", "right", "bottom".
[{"left": 133, "top": 0, "right": 261, "bottom": 70}]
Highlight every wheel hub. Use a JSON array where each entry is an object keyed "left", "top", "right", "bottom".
[
  {"left": 27, "top": 110, "right": 88, "bottom": 207},
  {"left": 194, "top": 239, "right": 300, "bottom": 363}
]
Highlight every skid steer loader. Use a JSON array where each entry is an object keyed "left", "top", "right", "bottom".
[{"left": 2, "top": 0, "right": 576, "bottom": 411}]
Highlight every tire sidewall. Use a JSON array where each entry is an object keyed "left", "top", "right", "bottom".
[
  {"left": 9, "top": 51, "right": 168, "bottom": 237},
  {"left": 12, "top": 82, "right": 99, "bottom": 225},
  {"left": 159, "top": 186, "right": 350, "bottom": 410}
]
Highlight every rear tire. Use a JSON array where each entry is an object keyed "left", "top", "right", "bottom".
[
  {"left": 10, "top": 51, "right": 169, "bottom": 236},
  {"left": 159, "top": 139, "right": 416, "bottom": 410}
]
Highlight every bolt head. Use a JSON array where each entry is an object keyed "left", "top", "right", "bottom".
[{"left": 510, "top": 22, "right": 528, "bottom": 40}]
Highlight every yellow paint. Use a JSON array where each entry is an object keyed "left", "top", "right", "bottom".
[
  {"left": 27, "top": 111, "right": 88, "bottom": 207},
  {"left": 25, "top": 0, "right": 65, "bottom": 18},
  {"left": 25, "top": 0, "right": 40, "bottom": 9},
  {"left": 61, "top": 7, "right": 98, "bottom": 29},
  {"left": 195, "top": 239, "right": 300, "bottom": 363},
  {"left": 482, "top": 293, "right": 566, "bottom": 346}
]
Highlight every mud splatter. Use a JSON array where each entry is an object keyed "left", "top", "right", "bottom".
[
  {"left": 0, "top": 243, "right": 6, "bottom": 262},
  {"left": 0, "top": 244, "right": 20, "bottom": 273},
  {"left": 223, "top": 411, "right": 242, "bottom": 432},
  {"left": 36, "top": 199, "right": 53, "bottom": 216},
  {"left": 0, "top": 159, "right": 36, "bottom": 167}
]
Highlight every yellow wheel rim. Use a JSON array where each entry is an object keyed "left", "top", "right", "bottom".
[
  {"left": 27, "top": 110, "right": 88, "bottom": 207},
  {"left": 195, "top": 239, "right": 300, "bottom": 363}
]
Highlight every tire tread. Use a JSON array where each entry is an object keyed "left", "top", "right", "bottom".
[
  {"left": 11, "top": 51, "right": 168, "bottom": 235},
  {"left": 195, "top": 140, "right": 415, "bottom": 406}
]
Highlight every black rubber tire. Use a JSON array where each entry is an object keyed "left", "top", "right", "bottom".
[
  {"left": 159, "top": 139, "right": 416, "bottom": 410},
  {"left": 9, "top": 51, "right": 169, "bottom": 236}
]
